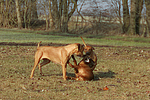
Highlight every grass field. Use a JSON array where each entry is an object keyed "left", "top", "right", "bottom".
[{"left": 0, "top": 29, "right": 150, "bottom": 99}]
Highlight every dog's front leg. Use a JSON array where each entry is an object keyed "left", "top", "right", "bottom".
[
  {"left": 62, "top": 63, "right": 67, "bottom": 80},
  {"left": 71, "top": 55, "right": 77, "bottom": 66}
]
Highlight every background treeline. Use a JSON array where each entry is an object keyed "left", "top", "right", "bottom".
[{"left": 0, "top": 0, "right": 150, "bottom": 36}]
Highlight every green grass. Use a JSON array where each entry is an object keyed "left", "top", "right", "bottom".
[
  {"left": 1, "top": 29, "right": 150, "bottom": 47},
  {"left": 0, "top": 29, "right": 150, "bottom": 99}
]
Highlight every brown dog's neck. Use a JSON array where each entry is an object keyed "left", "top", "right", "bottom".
[
  {"left": 64, "top": 44, "right": 81, "bottom": 61},
  {"left": 65, "top": 43, "right": 78, "bottom": 52}
]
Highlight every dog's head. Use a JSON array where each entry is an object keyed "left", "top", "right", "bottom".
[
  {"left": 80, "top": 37, "right": 95, "bottom": 55},
  {"left": 74, "top": 43, "right": 84, "bottom": 57},
  {"left": 84, "top": 46, "right": 95, "bottom": 55}
]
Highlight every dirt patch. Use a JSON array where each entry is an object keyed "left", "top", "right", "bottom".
[{"left": 0, "top": 45, "right": 150, "bottom": 99}]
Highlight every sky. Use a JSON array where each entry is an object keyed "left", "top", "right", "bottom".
[
  {"left": 74, "top": 0, "right": 112, "bottom": 16},
  {"left": 75, "top": 0, "right": 121, "bottom": 16},
  {"left": 36, "top": 0, "right": 146, "bottom": 17},
  {"left": 77, "top": 0, "right": 110, "bottom": 11}
]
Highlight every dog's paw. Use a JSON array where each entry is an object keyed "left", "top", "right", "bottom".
[{"left": 30, "top": 77, "right": 35, "bottom": 80}]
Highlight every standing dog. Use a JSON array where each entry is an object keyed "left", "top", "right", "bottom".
[
  {"left": 68, "top": 55, "right": 94, "bottom": 81},
  {"left": 80, "top": 37, "right": 97, "bottom": 71},
  {"left": 30, "top": 41, "right": 84, "bottom": 80}
]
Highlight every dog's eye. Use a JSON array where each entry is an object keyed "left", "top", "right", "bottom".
[{"left": 85, "top": 49, "right": 87, "bottom": 51}]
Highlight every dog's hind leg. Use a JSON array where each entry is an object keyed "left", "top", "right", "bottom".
[
  {"left": 30, "top": 51, "right": 42, "bottom": 79},
  {"left": 30, "top": 57, "right": 41, "bottom": 78},
  {"left": 38, "top": 59, "right": 50, "bottom": 76}
]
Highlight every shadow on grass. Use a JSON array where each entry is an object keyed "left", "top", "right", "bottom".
[
  {"left": 35, "top": 70, "right": 116, "bottom": 81},
  {"left": 94, "top": 70, "right": 116, "bottom": 80},
  {"left": 51, "top": 70, "right": 116, "bottom": 81},
  {"left": 38, "top": 72, "right": 75, "bottom": 77}
]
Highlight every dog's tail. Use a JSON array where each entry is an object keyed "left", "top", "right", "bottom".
[
  {"left": 37, "top": 41, "right": 42, "bottom": 49},
  {"left": 80, "top": 37, "right": 87, "bottom": 47}
]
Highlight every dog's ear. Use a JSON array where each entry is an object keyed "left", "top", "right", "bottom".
[{"left": 77, "top": 44, "right": 84, "bottom": 50}]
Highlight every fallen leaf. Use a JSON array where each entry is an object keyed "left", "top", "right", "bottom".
[{"left": 103, "top": 86, "right": 109, "bottom": 91}]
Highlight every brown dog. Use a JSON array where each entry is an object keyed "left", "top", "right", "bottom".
[
  {"left": 80, "top": 37, "right": 97, "bottom": 71},
  {"left": 68, "top": 55, "right": 94, "bottom": 81},
  {"left": 30, "top": 41, "right": 84, "bottom": 80}
]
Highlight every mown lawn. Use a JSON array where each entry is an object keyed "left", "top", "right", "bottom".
[
  {"left": 1, "top": 29, "right": 150, "bottom": 47},
  {"left": 0, "top": 29, "right": 150, "bottom": 99}
]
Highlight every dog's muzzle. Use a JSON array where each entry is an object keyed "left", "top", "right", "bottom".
[{"left": 85, "top": 52, "right": 91, "bottom": 55}]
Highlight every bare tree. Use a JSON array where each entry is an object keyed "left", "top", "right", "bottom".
[
  {"left": 24, "top": 0, "right": 28, "bottom": 29},
  {"left": 0, "top": 0, "right": 145, "bottom": 36},
  {"left": 15, "top": 0, "right": 22, "bottom": 29},
  {"left": 129, "top": 0, "right": 143, "bottom": 35},
  {"left": 135, "top": 0, "right": 143, "bottom": 35},
  {"left": 31, "top": 0, "right": 38, "bottom": 19},
  {"left": 51, "top": 0, "right": 61, "bottom": 30},
  {"left": 122, "top": 0, "right": 130, "bottom": 34},
  {"left": 61, "top": 0, "right": 78, "bottom": 32},
  {"left": 62, "top": 0, "right": 68, "bottom": 32},
  {"left": 3, "top": 0, "right": 10, "bottom": 27},
  {"left": 0, "top": 0, "right": 4, "bottom": 27},
  {"left": 38, "top": 0, "right": 49, "bottom": 30},
  {"left": 110, "top": 0, "right": 122, "bottom": 24},
  {"left": 48, "top": 0, "right": 78, "bottom": 32},
  {"left": 49, "top": 0, "right": 53, "bottom": 28},
  {"left": 130, "top": 0, "right": 137, "bottom": 35},
  {"left": 144, "top": 0, "right": 150, "bottom": 37}
]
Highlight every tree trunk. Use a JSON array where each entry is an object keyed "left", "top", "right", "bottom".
[
  {"left": 31, "top": 0, "right": 38, "bottom": 19},
  {"left": 44, "top": 5, "right": 48, "bottom": 30},
  {"left": 49, "top": 0, "right": 53, "bottom": 28},
  {"left": 61, "top": 0, "right": 78, "bottom": 33},
  {"left": 122, "top": 0, "right": 130, "bottom": 34},
  {"left": 0, "top": 0, "right": 4, "bottom": 27},
  {"left": 129, "top": 0, "right": 143, "bottom": 35},
  {"left": 3, "top": 0, "right": 9, "bottom": 27},
  {"left": 15, "top": 0, "right": 22, "bottom": 29},
  {"left": 61, "top": 0, "right": 68, "bottom": 32},
  {"left": 51, "top": 0, "right": 61, "bottom": 30},
  {"left": 24, "top": 0, "right": 27, "bottom": 29},
  {"left": 129, "top": 0, "right": 136, "bottom": 35},
  {"left": 135, "top": 0, "right": 143, "bottom": 35},
  {"left": 8, "top": 0, "right": 14, "bottom": 27},
  {"left": 58, "top": 0, "right": 62, "bottom": 30},
  {"left": 145, "top": 0, "right": 150, "bottom": 37},
  {"left": 28, "top": 0, "right": 31, "bottom": 28}
]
